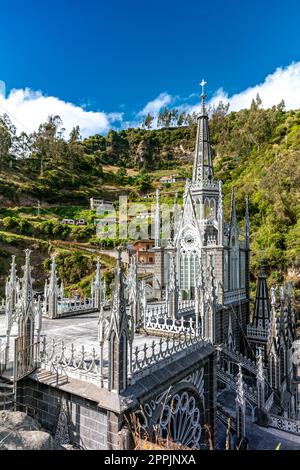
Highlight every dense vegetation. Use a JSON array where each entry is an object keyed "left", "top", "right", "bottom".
[{"left": 0, "top": 95, "right": 299, "bottom": 295}]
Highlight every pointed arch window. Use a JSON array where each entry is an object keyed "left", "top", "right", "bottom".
[
  {"left": 209, "top": 199, "right": 216, "bottom": 220},
  {"left": 204, "top": 199, "right": 210, "bottom": 219}
]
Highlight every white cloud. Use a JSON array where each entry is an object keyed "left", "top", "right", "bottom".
[
  {"left": 137, "top": 92, "right": 172, "bottom": 117},
  {"left": 207, "top": 62, "right": 300, "bottom": 112},
  {"left": 0, "top": 87, "right": 122, "bottom": 138},
  {"left": 120, "top": 92, "right": 173, "bottom": 129},
  {"left": 0, "top": 81, "right": 6, "bottom": 98},
  {"left": 135, "top": 62, "right": 300, "bottom": 128},
  {"left": 2, "top": 62, "right": 300, "bottom": 139}
]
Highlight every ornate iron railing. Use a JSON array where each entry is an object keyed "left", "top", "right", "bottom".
[
  {"left": 37, "top": 334, "right": 210, "bottom": 387},
  {"left": 38, "top": 337, "right": 101, "bottom": 383},
  {"left": 144, "top": 314, "right": 195, "bottom": 336},
  {"left": 132, "top": 334, "right": 209, "bottom": 380}
]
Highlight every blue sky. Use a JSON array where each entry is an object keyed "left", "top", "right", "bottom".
[{"left": 1, "top": 0, "right": 300, "bottom": 136}]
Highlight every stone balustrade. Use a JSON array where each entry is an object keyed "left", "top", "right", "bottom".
[
  {"left": 57, "top": 298, "right": 94, "bottom": 314},
  {"left": 247, "top": 324, "right": 268, "bottom": 340},
  {"left": 224, "top": 289, "right": 246, "bottom": 305},
  {"left": 268, "top": 414, "right": 300, "bottom": 435}
]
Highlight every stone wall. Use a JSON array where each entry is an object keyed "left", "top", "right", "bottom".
[{"left": 16, "top": 377, "right": 108, "bottom": 450}]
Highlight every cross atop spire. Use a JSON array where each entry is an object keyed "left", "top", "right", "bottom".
[
  {"left": 199, "top": 79, "right": 207, "bottom": 115},
  {"left": 200, "top": 79, "right": 207, "bottom": 95}
]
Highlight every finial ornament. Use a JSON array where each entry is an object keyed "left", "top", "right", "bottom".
[
  {"left": 270, "top": 285, "right": 277, "bottom": 306},
  {"left": 200, "top": 79, "right": 207, "bottom": 96}
]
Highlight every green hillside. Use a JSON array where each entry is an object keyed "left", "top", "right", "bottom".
[{"left": 0, "top": 99, "right": 299, "bottom": 296}]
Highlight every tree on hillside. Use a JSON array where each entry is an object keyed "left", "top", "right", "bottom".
[
  {"left": 177, "top": 112, "right": 188, "bottom": 126},
  {"left": 186, "top": 112, "right": 198, "bottom": 126},
  {"left": 68, "top": 126, "right": 84, "bottom": 171},
  {"left": 106, "top": 130, "right": 129, "bottom": 164},
  {"left": 0, "top": 114, "right": 16, "bottom": 169},
  {"left": 157, "top": 108, "right": 172, "bottom": 128},
  {"left": 144, "top": 113, "right": 154, "bottom": 129},
  {"left": 82, "top": 134, "right": 106, "bottom": 154},
  {"left": 13, "top": 132, "right": 32, "bottom": 160},
  {"left": 32, "top": 115, "right": 67, "bottom": 175}
]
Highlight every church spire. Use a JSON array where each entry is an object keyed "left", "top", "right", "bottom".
[
  {"left": 92, "top": 257, "right": 102, "bottom": 309},
  {"left": 20, "top": 249, "right": 34, "bottom": 321},
  {"left": 217, "top": 181, "right": 224, "bottom": 245},
  {"left": 18, "top": 249, "right": 35, "bottom": 356},
  {"left": 229, "top": 187, "right": 239, "bottom": 247},
  {"left": 252, "top": 263, "right": 271, "bottom": 329},
  {"left": 230, "top": 187, "right": 237, "bottom": 227},
  {"left": 154, "top": 189, "right": 160, "bottom": 247},
  {"left": 127, "top": 253, "right": 140, "bottom": 327},
  {"left": 107, "top": 247, "right": 130, "bottom": 393},
  {"left": 47, "top": 253, "right": 59, "bottom": 319},
  {"left": 236, "top": 365, "right": 246, "bottom": 444},
  {"left": 256, "top": 347, "right": 265, "bottom": 409},
  {"left": 244, "top": 195, "right": 250, "bottom": 249},
  {"left": 166, "top": 251, "right": 179, "bottom": 320},
  {"left": 192, "top": 80, "right": 214, "bottom": 185},
  {"left": 6, "top": 255, "right": 18, "bottom": 312}
]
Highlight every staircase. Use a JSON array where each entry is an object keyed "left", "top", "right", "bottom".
[{"left": 0, "top": 377, "right": 14, "bottom": 410}]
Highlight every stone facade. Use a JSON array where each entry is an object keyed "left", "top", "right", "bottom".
[
  {"left": 15, "top": 339, "right": 216, "bottom": 450},
  {"left": 16, "top": 376, "right": 108, "bottom": 450}
]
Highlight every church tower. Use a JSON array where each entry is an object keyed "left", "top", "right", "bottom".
[
  {"left": 175, "top": 80, "right": 224, "bottom": 302},
  {"left": 174, "top": 80, "right": 250, "bottom": 350}
]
